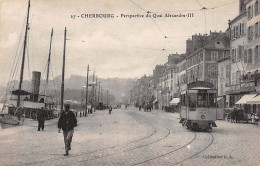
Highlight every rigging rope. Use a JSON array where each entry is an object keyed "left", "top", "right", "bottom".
[
  {"left": 1, "top": 12, "right": 27, "bottom": 103},
  {"left": 26, "top": 27, "right": 31, "bottom": 91}
]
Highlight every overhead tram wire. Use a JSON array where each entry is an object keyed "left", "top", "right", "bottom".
[
  {"left": 144, "top": 37, "right": 167, "bottom": 74},
  {"left": 128, "top": 0, "right": 147, "bottom": 13},
  {"left": 202, "top": 7, "right": 208, "bottom": 34},
  {"left": 195, "top": 0, "right": 203, "bottom": 8},
  {"left": 127, "top": 0, "right": 165, "bottom": 38},
  {"left": 210, "top": 1, "right": 238, "bottom": 10},
  {"left": 152, "top": 9, "right": 201, "bottom": 14}
]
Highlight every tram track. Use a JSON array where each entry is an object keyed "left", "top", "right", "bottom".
[
  {"left": 18, "top": 110, "right": 168, "bottom": 165},
  {"left": 62, "top": 111, "right": 171, "bottom": 165},
  {"left": 10, "top": 109, "right": 215, "bottom": 166},
  {"left": 173, "top": 132, "right": 215, "bottom": 165},
  {"left": 131, "top": 110, "right": 215, "bottom": 166}
]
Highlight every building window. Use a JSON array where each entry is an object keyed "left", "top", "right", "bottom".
[
  {"left": 232, "top": 72, "right": 236, "bottom": 85},
  {"left": 244, "top": 49, "right": 248, "bottom": 63},
  {"left": 251, "top": 25, "right": 254, "bottom": 40},
  {"left": 220, "top": 66, "right": 224, "bottom": 78},
  {"left": 231, "top": 48, "right": 236, "bottom": 62},
  {"left": 231, "top": 28, "right": 234, "bottom": 40},
  {"left": 256, "top": 45, "right": 259, "bottom": 62},
  {"left": 235, "top": 25, "right": 239, "bottom": 38},
  {"left": 259, "top": 22, "right": 260, "bottom": 37},
  {"left": 248, "top": 6, "right": 252, "bottom": 20},
  {"left": 221, "top": 84, "right": 223, "bottom": 95},
  {"left": 248, "top": 48, "right": 253, "bottom": 63},
  {"left": 208, "top": 66, "right": 211, "bottom": 76},
  {"left": 248, "top": 26, "right": 254, "bottom": 41},
  {"left": 241, "top": 22, "right": 245, "bottom": 35},
  {"left": 210, "top": 79, "right": 218, "bottom": 88},
  {"left": 255, "top": 0, "right": 259, "bottom": 16},
  {"left": 238, "top": 45, "right": 243, "bottom": 61},
  {"left": 208, "top": 65, "right": 217, "bottom": 76},
  {"left": 259, "top": 45, "right": 260, "bottom": 61},
  {"left": 236, "top": 71, "right": 241, "bottom": 84},
  {"left": 226, "top": 65, "right": 230, "bottom": 78},
  {"left": 213, "top": 65, "right": 217, "bottom": 76},
  {"left": 198, "top": 65, "right": 203, "bottom": 80},
  {"left": 248, "top": 27, "right": 250, "bottom": 40},
  {"left": 211, "top": 51, "right": 218, "bottom": 61},
  {"left": 256, "top": 22, "right": 259, "bottom": 38}
]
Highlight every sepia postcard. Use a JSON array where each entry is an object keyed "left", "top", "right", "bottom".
[{"left": 0, "top": 0, "right": 259, "bottom": 166}]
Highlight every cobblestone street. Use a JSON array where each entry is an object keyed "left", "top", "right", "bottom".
[{"left": 0, "top": 107, "right": 259, "bottom": 166}]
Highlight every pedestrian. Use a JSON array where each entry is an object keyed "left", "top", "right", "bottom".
[
  {"left": 231, "top": 108, "right": 238, "bottom": 123},
  {"left": 254, "top": 113, "right": 259, "bottom": 125},
  {"left": 251, "top": 113, "right": 255, "bottom": 124},
  {"left": 139, "top": 105, "right": 141, "bottom": 111},
  {"left": 37, "top": 107, "right": 46, "bottom": 131},
  {"left": 58, "top": 102, "right": 77, "bottom": 156},
  {"left": 109, "top": 106, "right": 112, "bottom": 114},
  {"left": 80, "top": 111, "right": 82, "bottom": 117}
]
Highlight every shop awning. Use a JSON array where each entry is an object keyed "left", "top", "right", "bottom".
[
  {"left": 153, "top": 99, "right": 158, "bottom": 103},
  {"left": 246, "top": 68, "right": 260, "bottom": 74},
  {"left": 247, "top": 95, "right": 260, "bottom": 104},
  {"left": 11, "top": 89, "right": 31, "bottom": 96},
  {"left": 170, "top": 98, "right": 180, "bottom": 105},
  {"left": 235, "top": 94, "right": 257, "bottom": 104},
  {"left": 217, "top": 97, "right": 223, "bottom": 101}
]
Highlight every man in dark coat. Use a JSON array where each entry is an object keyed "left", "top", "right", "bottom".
[
  {"left": 58, "top": 102, "right": 77, "bottom": 156},
  {"left": 37, "top": 107, "right": 46, "bottom": 131},
  {"left": 109, "top": 106, "right": 112, "bottom": 114}
]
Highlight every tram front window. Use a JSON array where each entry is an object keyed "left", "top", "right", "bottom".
[
  {"left": 188, "top": 93, "right": 197, "bottom": 110},
  {"left": 208, "top": 93, "right": 216, "bottom": 107},
  {"left": 197, "top": 93, "right": 208, "bottom": 107}
]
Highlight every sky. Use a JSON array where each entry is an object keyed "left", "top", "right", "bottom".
[{"left": 0, "top": 0, "right": 239, "bottom": 87}]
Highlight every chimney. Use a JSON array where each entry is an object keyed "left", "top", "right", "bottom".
[{"left": 31, "top": 71, "right": 41, "bottom": 102}]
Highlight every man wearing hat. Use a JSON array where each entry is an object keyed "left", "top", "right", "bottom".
[{"left": 58, "top": 101, "right": 77, "bottom": 156}]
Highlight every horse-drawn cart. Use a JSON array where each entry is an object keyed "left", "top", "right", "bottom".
[{"left": 224, "top": 108, "right": 249, "bottom": 123}]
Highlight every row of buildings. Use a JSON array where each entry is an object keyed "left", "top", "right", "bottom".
[{"left": 130, "top": 0, "right": 260, "bottom": 117}]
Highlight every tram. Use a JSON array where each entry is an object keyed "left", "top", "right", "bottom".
[{"left": 179, "top": 81, "right": 217, "bottom": 131}]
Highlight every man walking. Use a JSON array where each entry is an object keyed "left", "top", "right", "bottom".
[
  {"left": 58, "top": 102, "right": 77, "bottom": 156},
  {"left": 109, "top": 106, "right": 112, "bottom": 114},
  {"left": 37, "top": 107, "right": 46, "bottom": 131}
]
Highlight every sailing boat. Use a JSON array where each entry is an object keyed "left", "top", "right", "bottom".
[{"left": 0, "top": 0, "right": 55, "bottom": 125}]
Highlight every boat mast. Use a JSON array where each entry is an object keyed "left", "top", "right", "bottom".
[
  {"left": 44, "top": 28, "right": 53, "bottom": 97},
  {"left": 60, "top": 27, "right": 67, "bottom": 113},
  {"left": 17, "top": 0, "right": 30, "bottom": 107}
]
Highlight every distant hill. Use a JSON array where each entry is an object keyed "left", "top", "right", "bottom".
[{"left": 0, "top": 75, "right": 136, "bottom": 104}]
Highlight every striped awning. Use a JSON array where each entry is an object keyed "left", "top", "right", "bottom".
[
  {"left": 170, "top": 98, "right": 180, "bottom": 105},
  {"left": 247, "top": 95, "right": 260, "bottom": 104},
  {"left": 235, "top": 94, "right": 257, "bottom": 104}
]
